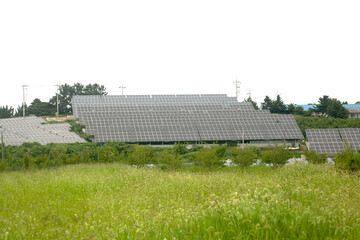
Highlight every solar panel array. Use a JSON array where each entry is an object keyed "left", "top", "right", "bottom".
[
  {"left": 306, "top": 128, "right": 360, "bottom": 155},
  {"left": 72, "top": 94, "right": 304, "bottom": 143},
  {"left": 0, "top": 116, "right": 86, "bottom": 146}
]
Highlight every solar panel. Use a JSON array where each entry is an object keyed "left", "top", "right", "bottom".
[
  {"left": 72, "top": 94, "right": 304, "bottom": 144},
  {"left": 306, "top": 128, "right": 360, "bottom": 155},
  {"left": 0, "top": 116, "right": 86, "bottom": 146}
]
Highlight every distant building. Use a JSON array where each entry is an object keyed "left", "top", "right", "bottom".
[
  {"left": 296, "top": 104, "right": 360, "bottom": 118},
  {"left": 344, "top": 105, "right": 360, "bottom": 118}
]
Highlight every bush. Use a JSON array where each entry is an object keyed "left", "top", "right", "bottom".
[
  {"left": 98, "top": 145, "right": 120, "bottom": 163},
  {"left": 22, "top": 154, "right": 33, "bottom": 170},
  {"left": 261, "top": 145, "right": 292, "bottom": 167},
  {"left": 174, "top": 143, "right": 189, "bottom": 155},
  {"left": 158, "top": 148, "right": 183, "bottom": 170},
  {"left": 127, "top": 145, "right": 155, "bottom": 167},
  {"left": 0, "top": 161, "right": 6, "bottom": 172},
  {"left": 193, "top": 145, "right": 226, "bottom": 170},
  {"left": 333, "top": 145, "right": 360, "bottom": 172},
  {"left": 231, "top": 147, "right": 258, "bottom": 168},
  {"left": 49, "top": 145, "right": 67, "bottom": 167},
  {"left": 304, "top": 150, "right": 327, "bottom": 164}
]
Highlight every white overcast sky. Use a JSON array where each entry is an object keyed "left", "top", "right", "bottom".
[{"left": 1, "top": 0, "right": 359, "bottom": 109}]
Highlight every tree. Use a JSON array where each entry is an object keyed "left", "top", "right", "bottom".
[
  {"left": 314, "top": 95, "right": 330, "bottom": 114},
  {"left": 27, "top": 98, "right": 56, "bottom": 116},
  {"left": 272, "top": 95, "right": 287, "bottom": 114},
  {"left": 244, "top": 96, "right": 259, "bottom": 110},
  {"left": 261, "top": 95, "right": 287, "bottom": 114},
  {"left": 261, "top": 96, "right": 273, "bottom": 111},
  {"left": 0, "top": 106, "right": 14, "bottom": 118},
  {"left": 356, "top": 101, "right": 360, "bottom": 104},
  {"left": 49, "top": 83, "right": 107, "bottom": 115},
  {"left": 326, "top": 99, "right": 348, "bottom": 119},
  {"left": 313, "top": 95, "right": 348, "bottom": 119}
]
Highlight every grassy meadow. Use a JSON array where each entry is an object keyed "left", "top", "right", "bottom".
[{"left": 1, "top": 163, "right": 360, "bottom": 239}]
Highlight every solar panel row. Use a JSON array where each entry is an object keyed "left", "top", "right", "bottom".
[
  {"left": 306, "top": 128, "right": 360, "bottom": 155},
  {"left": 72, "top": 94, "right": 304, "bottom": 144},
  {"left": 0, "top": 116, "right": 86, "bottom": 146}
]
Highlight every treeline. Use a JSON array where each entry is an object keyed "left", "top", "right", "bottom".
[
  {"left": 1, "top": 142, "right": 358, "bottom": 173},
  {"left": 0, "top": 83, "right": 107, "bottom": 118},
  {"left": 257, "top": 94, "right": 353, "bottom": 118},
  {"left": 295, "top": 116, "right": 360, "bottom": 137},
  {"left": 0, "top": 142, "right": 297, "bottom": 172}
]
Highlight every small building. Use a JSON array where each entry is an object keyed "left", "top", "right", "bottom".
[{"left": 343, "top": 105, "right": 360, "bottom": 118}]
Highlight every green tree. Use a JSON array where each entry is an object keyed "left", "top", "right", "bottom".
[
  {"left": 27, "top": 98, "right": 56, "bottom": 116},
  {"left": 261, "top": 96, "right": 273, "bottom": 111},
  {"left": 49, "top": 83, "right": 107, "bottom": 114},
  {"left": 0, "top": 106, "right": 14, "bottom": 118},
  {"left": 326, "top": 99, "right": 348, "bottom": 119},
  {"left": 244, "top": 96, "right": 259, "bottom": 110},
  {"left": 314, "top": 95, "right": 348, "bottom": 119},
  {"left": 261, "top": 95, "right": 287, "bottom": 114},
  {"left": 355, "top": 101, "right": 360, "bottom": 104}
]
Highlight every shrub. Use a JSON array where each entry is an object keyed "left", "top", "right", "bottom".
[
  {"left": 304, "top": 150, "right": 327, "bottom": 164},
  {"left": 49, "top": 145, "right": 67, "bottom": 167},
  {"left": 261, "top": 145, "right": 292, "bottom": 167},
  {"left": 333, "top": 145, "right": 360, "bottom": 172},
  {"left": 0, "top": 161, "right": 6, "bottom": 172},
  {"left": 193, "top": 145, "right": 226, "bottom": 170},
  {"left": 98, "top": 145, "right": 120, "bottom": 163},
  {"left": 158, "top": 148, "right": 183, "bottom": 170},
  {"left": 174, "top": 142, "right": 189, "bottom": 155},
  {"left": 231, "top": 147, "right": 258, "bottom": 168},
  {"left": 22, "top": 154, "right": 33, "bottom": 170},
  {"left": 127, "top": 145, "right": 155, "bottom": 167}
]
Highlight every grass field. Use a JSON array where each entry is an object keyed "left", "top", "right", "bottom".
[{"left": 1, "top": 164, "right": 360, "bottom": 239}]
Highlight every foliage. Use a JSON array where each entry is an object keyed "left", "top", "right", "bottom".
[
  {"left": 304, "top": 150, "right": 327, "bottom": 164},
  {"left": 49, "top": 145, "right": 68, "bottom": 166},
  {"left": 261, "top": 95, "right": 293, "bottom": 114},
  {"left": 49, "top": 83, "right": 107, "bottom": 115},
  {"left": 193, "top": 145, "right": 226, "bottom": 170},
  {"left": 27, "top": 98, "right": 55, "bottom": 116},
  {"left": 158, "top": 148, "right": 183, "bottom": 170},
  {"left": 231, "top": 147, "right": 258, "bottom": 168},
  {"left": 127, "top": 145, "right": 155, "bottom": 167},
  {"left": 173, "top": 142, "right": 189, "bottom": 155},
  {"left": 98, "top": 145, "right": 121, "bottom": 163},
  {"left": 295, "top": 116, "right": 360, "bottom": 137},
  {"left": 261, "top": 145, "right": 292, "bottom": 167},
  {"left": 0, "top": 161, "right": 6, "bottom": 172},
  {"left": 313, "top": 95, "right": 348, "bottom": 119},
  {"left": 244, "top": 96, "right": 259, "bottom": 110},
  {"left": 333, "top": 144, "right": 360, "bottom": 172},
  {"left": 0, "top": 105, "right": 14, "bottom": 119}
]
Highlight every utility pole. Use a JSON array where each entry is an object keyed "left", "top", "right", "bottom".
[
  {"left": 233, "top": 77, "right": 240, "bottom": 100},
  {"left": 55, "top": 84, "right": 59, "bottom": 118},
  {"left": 22, "top": 85, "right": 28, "bottom": 118},
  {"left": 119, "top": 85, "right": 126, "bottom": 95}
]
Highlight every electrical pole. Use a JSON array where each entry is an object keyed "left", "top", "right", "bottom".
[
  {"left": 22, "top": 85, "right": 28, "bottom": 118},
  {"left": 55, "top": 84, "right": 59, "bottom": 118},
  {"left": 119, "top": 85, "right": 126, "bottom": 95},
  {"left": 233, "top": 77, "right": 240, "bottom": 100}
]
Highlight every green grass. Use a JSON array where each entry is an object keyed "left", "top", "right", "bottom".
[{"left": 0, "top": 164, "right": 360, "bottom": 239}]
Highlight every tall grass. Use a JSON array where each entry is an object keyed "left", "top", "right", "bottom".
[{"left": 0, "top": 164, "right": 359, "bottom": 239}]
